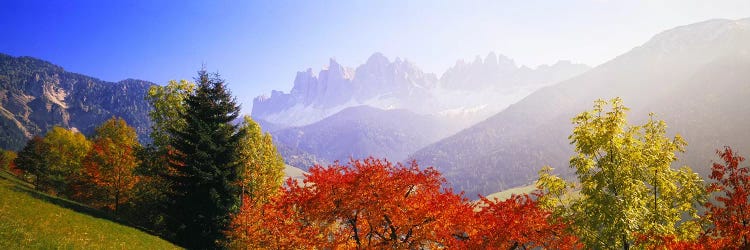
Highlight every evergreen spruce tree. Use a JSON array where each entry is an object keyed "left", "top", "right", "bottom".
[{"left": 167, "top": 70, "right": 243, "bottom": 249}]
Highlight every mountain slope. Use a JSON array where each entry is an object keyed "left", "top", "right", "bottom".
[
  {"left": 274, "top": 106, "right": 460, "bottom": 169},
  {"left": 0, "top": 171, "right": 179, "bottom": 249},
  {"left": 0, "top": 53, "right": 154, "bottom": 150},
  {"left": 410, "top": 18, "right": 750, "bottom": 196}
]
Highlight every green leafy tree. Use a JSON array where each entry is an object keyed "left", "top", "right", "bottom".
[
  {"left": 236, "top": 115, "right": 285, "bottom": 203},
  {"left": 167, "top": 70, "right": 243, "bottom": 249},
  {"left": 42, "top": 126, "right": 91, "bottom": 197},
  {"left": 537, "top": 98, "right": 705, "bottom": 249},
  {"left": 146, "top": 79, "right": 195, "bottom": 149}
]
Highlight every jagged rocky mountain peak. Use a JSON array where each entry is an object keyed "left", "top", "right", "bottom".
[{"left": 252, "top": 51, "right": 590, "bottom": 128}]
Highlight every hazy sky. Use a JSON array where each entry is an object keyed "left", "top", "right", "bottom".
[{"left": 2, "top": 0, "right": 748, "bottom": 112}]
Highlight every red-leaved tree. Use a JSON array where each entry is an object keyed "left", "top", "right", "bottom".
[
  {"left": 227, "top": 158, "right": 585, "bottom": 249},
  {"left": 227, "top": 158, "right": 475, "bottom": 248},
  {"left": 471, "top": 193, "right": 580, "bottom": 249},
  {"left": 705, "top": 146, "right": 750, "bottom": 248}
]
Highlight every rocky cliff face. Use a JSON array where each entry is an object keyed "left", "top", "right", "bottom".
[
  {"left": 0, "top": 53, "right": 154, "bottom": 150},
  {"left": 252, "top": 53, "right": 443, "bottom": 127},
  {"left": 251, "top": 58, "right": 357, "bottom": 121}
]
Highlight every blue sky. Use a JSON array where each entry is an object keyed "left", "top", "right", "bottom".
[{"left": 1, "top": 0, "right": 748, "bottom": 113}]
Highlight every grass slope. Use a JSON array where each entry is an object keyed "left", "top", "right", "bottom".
[
  {"left": 482, "top": 184, "right": 538, "bottom": 201},
  {"left": 284, "top": 164, "right": 307, "bottom": 182},
  {"left": 0, "top": 171, "right": 180, "bottom": 249}
]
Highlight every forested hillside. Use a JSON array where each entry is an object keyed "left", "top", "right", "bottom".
[{"left": 0, "top": 53, "right": 154, "bottom": 150}]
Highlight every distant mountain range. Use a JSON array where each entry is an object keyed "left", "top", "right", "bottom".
[
  {"left": 411, "top": 18, "right": 750, "bottom": 196},
  {"left": 0, "top": 54, "right": 154, "bottom": 150},
  {"left": 252, "top": 52, "right": 590, "bottom": 128},
  {"left": 253, "top": 51, "right": 590, "bottom": 172}
]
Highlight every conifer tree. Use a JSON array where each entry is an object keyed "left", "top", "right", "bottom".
[
  {"left": 15, "top": 136, "right": 49, "bottom": 189},
  {"left": 167, "top": 70, "right": 243, "bottom": 249}
]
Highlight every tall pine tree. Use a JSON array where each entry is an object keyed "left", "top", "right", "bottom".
[{"left": 167, "top": 70, "right": 243, "bottom": 249}]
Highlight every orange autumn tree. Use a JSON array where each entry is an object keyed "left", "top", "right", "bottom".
[
  {"left": 80, "top": 117, "right": 141, "bottom": 214},
  {"left": 226, "top": 192, "right": 313, "bottom": 248},
  {"left": 472, "top": 193, "right": 580, "bottom": 249},
  {"left": 705, "top": 146, "right": 750, "bottom": 248},
  {"left": 228, "top": 158, "right": 475, "bottom": 249}
]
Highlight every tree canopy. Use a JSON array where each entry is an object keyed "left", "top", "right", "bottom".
[
  {"left": 80, "top": 117, "right": 141, "bottom": 214},
  {"left": 537, "top": 98, "right": 705, "bottom": 249},
  {"left": 146, "top": 79, "right": 195, "bottom": 150},
  {"left": 706, "top": 147, "right": 750, "bottom": 248}
]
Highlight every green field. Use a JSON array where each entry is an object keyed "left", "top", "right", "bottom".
[
  {"left": 482, "top": 184, "right": 538, "bottom": 202},
  {"left": 0, "top": 171, "right": 180, "bottom": 249},
  {"left": 284, "top": 164, "right": 307, "bottom": 181}
]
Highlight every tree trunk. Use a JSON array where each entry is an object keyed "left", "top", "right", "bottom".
[{"left": 114, "top": 191, "right": 119, "bottom": 215}]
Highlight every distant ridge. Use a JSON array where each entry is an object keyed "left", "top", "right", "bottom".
[
  {"left": 273, "top": 105, "right": 460, "bottom": 170},
  {"left": 410, "top": 17, "right": 750, "bottom": 196},
  {"left": 252, "top": 52, "right": 589, "bottom": 128}
]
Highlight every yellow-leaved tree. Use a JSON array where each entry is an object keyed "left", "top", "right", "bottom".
[
  {"left": 43, "top": 126, "right": 91, "bottom": 197},
  {"left": 226, "top": 115, "right": 285, "bottom": 249},
  {"left": 236, "top": 115, "right": 285, "bottom": 201},
  {"left": 537, "top": 98, "right": 705, "bottom": 249}
]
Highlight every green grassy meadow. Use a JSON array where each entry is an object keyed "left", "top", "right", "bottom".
[{"left": 0, "top": 170, "right": 180, "bottom": 249}]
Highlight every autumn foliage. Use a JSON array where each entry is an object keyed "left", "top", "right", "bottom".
[
  {"left": 472, "top": 193, "right": 580, "bottom": 249},
  {"left": 0, "top": 149, "right": 19, "bottom": 175},
  {"left": 705, "top": 146, "right": 750, "bottom": 248},
  {"left": 647, "top": 147, "right": 750, "bottom": 249},
  {"left": 78, "top": 118, "right": 141, "bottom": 214},
  {"left": 226, "top": 158, "right": 579, "bottom": 249}
]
